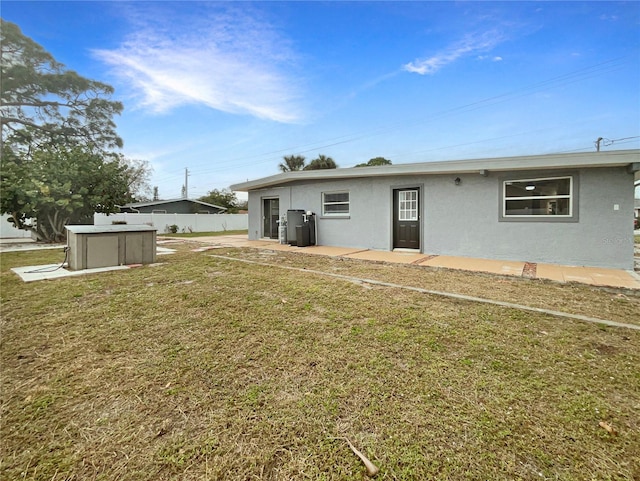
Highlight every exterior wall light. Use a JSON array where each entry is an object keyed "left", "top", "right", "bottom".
[{"left": 454, "top": 177, "right": 461, "bottom": 186}]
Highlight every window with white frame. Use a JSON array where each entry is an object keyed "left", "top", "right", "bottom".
[
  {"left": 503, "top": 176, "right": 572, "bottom": 217},
  {"left": 322, "top": 192, "right": 349, "bottom": 216}
]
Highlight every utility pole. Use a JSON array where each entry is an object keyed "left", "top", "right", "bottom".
[
  {"left": 595, "top": 137, "right": 603, "bottom": 152},
  {"left": 183, "top": 168, "right": 190, "bottom": 198}
]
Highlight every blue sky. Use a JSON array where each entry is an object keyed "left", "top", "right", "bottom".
[{"left": 3, "top": 1, "right": 639, "bottom": 200}]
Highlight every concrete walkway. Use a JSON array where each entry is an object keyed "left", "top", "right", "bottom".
[
  {"left": 181, "top": 235, "right": 640, "bottom": 290},
  {"left": 4, "top": 234, "right": 638, "bottom": 289}
]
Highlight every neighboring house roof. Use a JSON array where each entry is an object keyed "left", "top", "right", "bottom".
[
  {"left": 119, "top": 198, "right": 227, "bottom": 212},
  {"left": 230, "top": 150, "right": 640, "bottom": 192}
]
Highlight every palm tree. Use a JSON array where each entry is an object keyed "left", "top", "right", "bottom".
[
  {"left": 304, "top": 154, "right": 338, "bottom": 170},
  {"left": 279, "top": 155, "right": 306, "bottom": 172}
]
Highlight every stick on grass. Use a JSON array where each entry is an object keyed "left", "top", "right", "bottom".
[{"left": 331, "top": 437, "right": 379, "bottom": 477}]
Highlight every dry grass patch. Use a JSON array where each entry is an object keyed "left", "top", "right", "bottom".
[
  {"left": 1, "top": 246, "right": 639, "bottom": 480},
  {"left": 219, "top": 247, "right": 640, "bottom": 327}
]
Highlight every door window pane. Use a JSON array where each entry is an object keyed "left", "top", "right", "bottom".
[{"left": 398, "top": 191, "right": 418, "bottom": 221}]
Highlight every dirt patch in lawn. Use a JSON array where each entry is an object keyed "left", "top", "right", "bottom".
[
  {"left": 219, "top": 247, "right": 640, "bottom": 327},
  {"left": 1, "top": 246, "right": 639, "bottom": 480}
]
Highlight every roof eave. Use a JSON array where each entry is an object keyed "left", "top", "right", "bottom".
[{"left": 229, "top": 150, "right": 640, "bottom": 192}]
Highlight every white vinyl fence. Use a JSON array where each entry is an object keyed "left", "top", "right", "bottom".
[
  {"left": 1, "top": 214, "right": 32, "bottom": 239},
  {"left": 94, "top": 213, "right": 248, "bottom": 234}
]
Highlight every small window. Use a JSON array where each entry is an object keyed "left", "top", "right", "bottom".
[
  {"left": 322, "top": 192, "right": 349, "bottom": 216},
  {"left": 503, "top": 176, "right": 572, "bottom": 217}
]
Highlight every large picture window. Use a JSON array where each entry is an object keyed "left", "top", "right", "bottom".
[
  {"left": 322, "top": 192, "right": 349, "bottom": 216},
  {"left": 503, "top": 176, "right": 572, "bottom": 217}
]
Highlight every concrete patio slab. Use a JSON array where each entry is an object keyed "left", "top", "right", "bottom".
[
  {"left": 225, "top": 234, "right": 256, "bottom": 240},
  {"left": 250, "top": 242, "right": 302, "bottom": 252},
  {"left": 559, "top": 266, "right": 594, "bottom": 284},
  {"left": 8, "top": 243, "right": 174, "bottom": 282},
  {"left": 536, "top": 263, "right": 640, "bottom": 289},
  {"left": 244, "top": 240, "right": 278, "bottom": 247},
  {"left": 12, "top": 263, "right": 130, "bottom": 282},
  {"left": 293, "top": 245, "right": 367, "bottom": 257},
  {"left": 588, "top": 266, "right": 640, "bottom": 284},
  {"left": 534, "top": 264, "right": 565, "bottom": 283},
  {"left": 180, "top": 236, "right": 255, "bottom": 247},
  {"left": 345, "top": 250, "right": 426, "bottom": 264},
  {"left": 419, "top": 255, "right": 526, "bottom": 277}
]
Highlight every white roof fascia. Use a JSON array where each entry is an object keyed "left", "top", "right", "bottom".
[{"left": 230, "top": 150, "right": 640, "bottom": 192}]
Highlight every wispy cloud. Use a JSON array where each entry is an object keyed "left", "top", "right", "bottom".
[
  {"left": 93, "top": 6, "right": 304, "bottom": 123},
  {"left": 403, "top": 30, "right": 504, "bottom": 75},
  {"left": 478, "top": 55, "right": 503, "bottom": 62}
]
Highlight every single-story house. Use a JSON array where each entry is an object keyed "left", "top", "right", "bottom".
[
  {"left": 230, "top": 150, "right": 639, "bottom": 270},
  {"left": 119, "top": 198, "right": 226, "bottom": 214}
]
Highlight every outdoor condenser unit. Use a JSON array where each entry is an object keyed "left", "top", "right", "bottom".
[
  {"left": 65, "top": 224, "right": 157, "bottom": 270},
  {"left": 286, "top": 210, "right": 316, "bottom": 247},
  {"left": 286, "top": 209, "right": 305, "bottom": 246}
]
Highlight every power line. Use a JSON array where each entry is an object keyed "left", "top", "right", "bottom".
[
  {"left": 153, "top": 132, "right": 640, "bottom": 187},
  {"left": 601, "top": 136, "right": 640, "bottom": 147},
  {"left": 147, "top": 52, "right": 638, "bottom": 183},
  {"left": 189, "top": 53, "right": 636, "bottom": 174}
]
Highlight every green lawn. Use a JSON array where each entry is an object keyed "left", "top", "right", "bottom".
[{"left": 1, "top": 244, "right": 639, "bottom": 480}]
